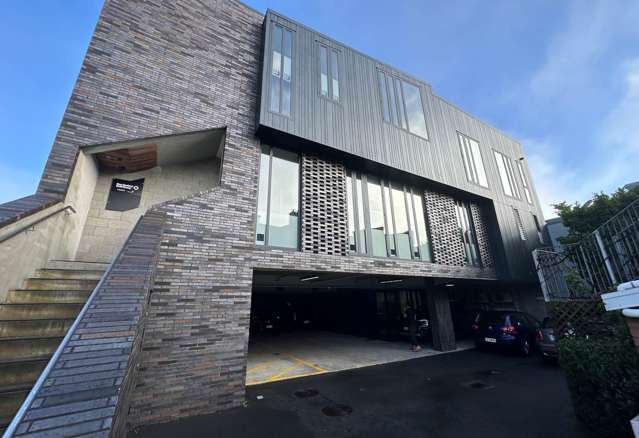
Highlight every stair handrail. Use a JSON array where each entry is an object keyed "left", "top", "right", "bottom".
[
  {"left": 0, "top": 204, "right": 76, "bottom": 244},
  {"left": 2, "top": 216, "right": 142, "bottom": 438}
]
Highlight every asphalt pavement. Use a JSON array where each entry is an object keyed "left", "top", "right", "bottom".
[{"left": 130, "top": 348, "right": 593, "bottom": 438}]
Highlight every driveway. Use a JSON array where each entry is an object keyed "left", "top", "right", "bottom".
[{"left": 131, "top": 349, "right": 593, "bottom": 438}]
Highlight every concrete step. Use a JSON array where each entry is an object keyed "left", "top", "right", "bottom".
[
  {"left": 5, "top": 289, "right": 91, "bottom": 304},
  {"left": 0, "top": 303, "right": 83, "bottom": 321},
  {"left": 21, "top": 278, "right": 98, "bottom": 291},
  {"left": 35, "top": 269, "right": 105, "bottom": 280},
  {"left": 0, "top": 337, "right": 62, "bottom": 361},
  {"left": 0, "top": 358, "right": 48, "bottom": 389},
  {"left": 0, "top": 319, "right": 73, "bottom": 339},
  {"left": 45, "top": 260, "right": 110, "bottom": 271},
  {"left": 0, "top": 389, "right": 28, "bottom": 429}
]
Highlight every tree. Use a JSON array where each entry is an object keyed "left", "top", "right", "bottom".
[{"left": 553, "top": 185, "right": 639, "bottom": 245}]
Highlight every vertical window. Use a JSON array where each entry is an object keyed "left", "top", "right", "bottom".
[
  {"left": 401, "top": 81, "right": 428, "bottom": 139},
  {"left": 455, "top": 201, "right": 481, "bottom": 267},
  {"left": 493, "top": 150, "right": 520, "bottom": 199},
  {"left": 355, "top": 175, "right": 367, "bottom": 253},
  {"left": 391, "top": 185, "right": 411, "bottom": 259},
  {"left": 255, "top": 145, "right": 299, "bottom": 248},
  {"left": 346, "top": 174, "right": 356, "bottom": 252},
  {"left": 318, "top": 44, "right": 340, "bottom": 102},
  {"left": 412, "top": 192, "right": 432, "bottom": 262},
  {"left": 319, "top": 45, "right": 329, "bottom": 98},
  {"left": 458, "top": 133, "right": 488, "bottom": 187},
  {"left": 330, "top": 50, "right": 339, "bottom": 101},
  {"left": 367, "top": 178, "right": 387, "bottom": 257},
  {"left": 270, "top": 24, "right": 293, "bottom": 116},
  {"left": 377, "top": 71, "right": 428, "bottom": 139},
  {"left": 382, "top": 184, "right": 397, "bottom": 256},
  {"left": 513, "top": 208, "right": 527, "bottom": 241},
  {"left": 533, "top": 214, "right": 544, "bottom": 244},
  {"left": 517, "top": 161, "right": 533, "bottom": 204}
]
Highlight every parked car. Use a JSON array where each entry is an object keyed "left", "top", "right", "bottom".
[
  {"left": 536, "top": 316, "right": 558, "bottom": 363},
  {"left": 472, "top": 310, "right": 540, "bottom": 356}
]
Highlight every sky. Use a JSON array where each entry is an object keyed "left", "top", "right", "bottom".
[{"left": 1, "top": 1, "right": 638, "bottom": 219}]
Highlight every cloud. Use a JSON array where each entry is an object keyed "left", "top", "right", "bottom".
[
  {"left": 0, "top": 163, "right": 39, "bottom": 204},
  {"left": 523, "top": 58, "right": 639, "bottom": 220}
]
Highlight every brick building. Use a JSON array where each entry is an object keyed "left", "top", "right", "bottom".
[{"left": 0, "top": 0, "right": 547, "bottom": 435}]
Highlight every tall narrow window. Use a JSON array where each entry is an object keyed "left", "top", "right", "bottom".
[
  {"left": 355, "top": 175, "right": 367, "bottom": 253},
  {"left": 517, "top": 161, "right": 533, "bottom": 204},
  {"left": 382, "top": 184, "right": 397, "bottom": 256},
  {"left": 346, "top": 174, "right": 356, "bottom": 252},
  {"left": 391, "top": 185, "right": 411, "bottom": 259},
  {"left": 455, "top": 201, "right": 481, "bottom": 266},
  {"left": 270, "top": 24, "right": 293, "bottom": 116},
  {"left": 377, "top": 71, "right": 428, "bottom": 139},
  {"left": 494, "top": 150, "right": 520, "bottom": 199},
  {"left": 458, "top": 133, "right": 488, "bottom": 187},
  {"left": 318, "top": 44, "right": 340, "bottom": 102},
  {"left": 412, "top": 192, "right": 432, "bottom": 262},
  {"left": 255, "top": 145, "right": 299, "bottom": 248},
  {"left": 367, "top": 177, "right": 387, "bottom": 257},
  {"left": 513, "top": 208, "right": 527, "bottom": 241},
  {"left": 319, "top": 45, "right": 329, "bottom": 98}
]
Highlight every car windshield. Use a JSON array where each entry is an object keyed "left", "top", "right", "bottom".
[
  {"left": 542, "top": 317, "right": 554, "bottom": 329},
  {"left": 476, "top": 311, "right": 508, "bottom": 326}
]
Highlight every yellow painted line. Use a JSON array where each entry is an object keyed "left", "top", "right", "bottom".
[
  {"left": 246, "top": 360, "right": 276, "bottom": 373},
  {"left": 247, "top": 369, "right": 327, "bottom": 386},
  {"left": 267, "top": 362, "right": 302, "bottom": 381},
  {"left": 283, "top": 354, "right": 327, "bottom": 372}
]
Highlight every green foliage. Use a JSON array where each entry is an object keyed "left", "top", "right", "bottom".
[
  {"left": 558, "top": 315, "right": 639, "bottom": 438},
  {"left": 554, "top": 186, "right": 639, "bottom": 245}
]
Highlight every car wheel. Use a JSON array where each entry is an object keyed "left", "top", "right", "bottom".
[{"left": 520, "top": 339, "right": 531, "bottom": 356}]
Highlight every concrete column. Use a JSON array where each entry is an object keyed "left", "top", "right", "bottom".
[{"left": 427, "top": 288, "right": 456, "bottom": 351}]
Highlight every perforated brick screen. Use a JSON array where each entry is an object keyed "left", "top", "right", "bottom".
[
  {"left": 470, "top": 203, "right": 495, "bottom": 268},
  {"left": 423, "top": 190, "right": 466, "bottom": 266}
]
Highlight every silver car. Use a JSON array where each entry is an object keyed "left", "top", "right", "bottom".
[{"left": 537, "top": 317, "right": 558, "bottom": 363}]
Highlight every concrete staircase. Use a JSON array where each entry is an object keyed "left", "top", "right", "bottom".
[{"left": 0, "top": 260, "right": 108, "bottom": 432}]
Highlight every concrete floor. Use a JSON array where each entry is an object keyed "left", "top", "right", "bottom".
[
  {"left": 246, "top": 330, "right": 473, "bottom": 385},
  {"left": 132, "top": 349, "right": 593, "bottom": 438}
]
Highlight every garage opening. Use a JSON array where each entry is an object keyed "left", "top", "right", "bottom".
[{"left": 247, "top": 271, "right": 477, "bottom": 385}]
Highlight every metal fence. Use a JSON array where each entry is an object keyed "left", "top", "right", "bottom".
[{"left": 534, "top": 198, "right": 639, "bottom": 301}]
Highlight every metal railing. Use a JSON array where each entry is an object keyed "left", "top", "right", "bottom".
[
  {"left": 0, "top": 204, "right": 76, "bottom": 244},
  {"left": 2, "top": 217, "right": 141, "bottom": 438},
  {"left": 534, "top": 198, "right": 639, "bottom": 301}
]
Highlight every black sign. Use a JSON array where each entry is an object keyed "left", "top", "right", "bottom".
[{"left": 106, "top": 178, "right": 144, "bottom": 212}]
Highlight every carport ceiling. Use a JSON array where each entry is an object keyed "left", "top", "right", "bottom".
[{"left": 252, "top": 270, "right": 426, "bottom": 291}]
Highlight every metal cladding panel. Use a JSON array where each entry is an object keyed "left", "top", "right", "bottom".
[
  {"left": 300, "top": 154, "right": 348, "bottom": 256},
  {"left": 258, "top": 10, "right": 545, "bottom": 281}
]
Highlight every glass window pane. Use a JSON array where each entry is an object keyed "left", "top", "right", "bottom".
[
  {"left": 256, "top": 145, "right": 270, "bottom": 245},
  {"left": 267, "top": 148, "right": 298, "bottom": 248},
  {"left": 331, "top": 50, "right": 339, "bottom": 101},
  {"left": 383, "top": 184, "right": 396, "bottom": 256},
  {"left": 412, "top": 193, "right": 431, "bottom": 261},
  {"left": 386, "top": 75, "right": 398, "bottom": 126},
  {"left": 367, "top": 178, "right": 387, "bottom": 257},
  {"left": 356, "top": 176, "right": 367, "bottom": 253},
  {"left": 402, "top": 80, "right": 428, "bottom": 138},
  {"left": 320, "top": 46, "right": 328, "bottom": 97},
  {"left": 494, "top": 151, "right": 513, "bottom": 197},
  {"left": 378, "top": 71, "right": 389, "bottom": 122},
  {"left": 391, "top": 185, "right": 411, "bottom": 259},
  {"left": 346, "top": 175, "right": 356, "bottom": 252},
  {"left": 281, "top": 29, "right": 292, "bottom": 116},
  {"left": 517, "top": 161, "right": 533, "bottom": 204},
  {"left": 458, "top": 135, "right": 474, "bottom": 183},
  {"left": 469, "top": 139, "right": 488, "bottom": 187},
  {"left": 394, "top": 78, "right": 407, "bottom": 129},
  {"left": 405, "top": 188, "right": 418, "bottom": 258},
  {"left": 505, "top": 159, "right": 520, "bottom": 198},
  {"left": 270, "top": 25, "right": 282, "bottom": 113}
]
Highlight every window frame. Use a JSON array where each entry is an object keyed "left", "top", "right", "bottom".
[
  {"left": 255, "top": 144, "right": 301, "bottom": 250},
  {"left": 376, "top": 69, "right": 429, "bottom": 140},
  {"left": 317, "top": 41, "right": 341, "bottom": 103},
  {"left": 268, "top": 22, "right": 295, "bottom": 117},
  {"left": 454, "top": 200, "right": 482, "bottom": 267},
  {"left": 516, "top": 160, "right": 534, "bottom": 205},
  {"left": 457, "top": 132, "right": 489, "bottom": 188},
  {"left": 493, "top": 149, "right": 521, "bottom": 200}
]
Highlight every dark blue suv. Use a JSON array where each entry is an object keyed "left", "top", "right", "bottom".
[{"left": 472, "top": 310, "right": 540, "bottom": 356}]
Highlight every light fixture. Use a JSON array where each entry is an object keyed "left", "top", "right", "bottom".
[
  {"left": 379, "top": 279, "right": 403, "bottom": 284},
  {"left": 445, "top": 283, "right": 455, "bottom": 287},
  {"left": 300, "top": 275, "right": 319, "bottom": 282}
]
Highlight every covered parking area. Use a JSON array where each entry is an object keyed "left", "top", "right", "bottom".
[{"left": 246, "top": 270, "right": 491, "bottom": 385}]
